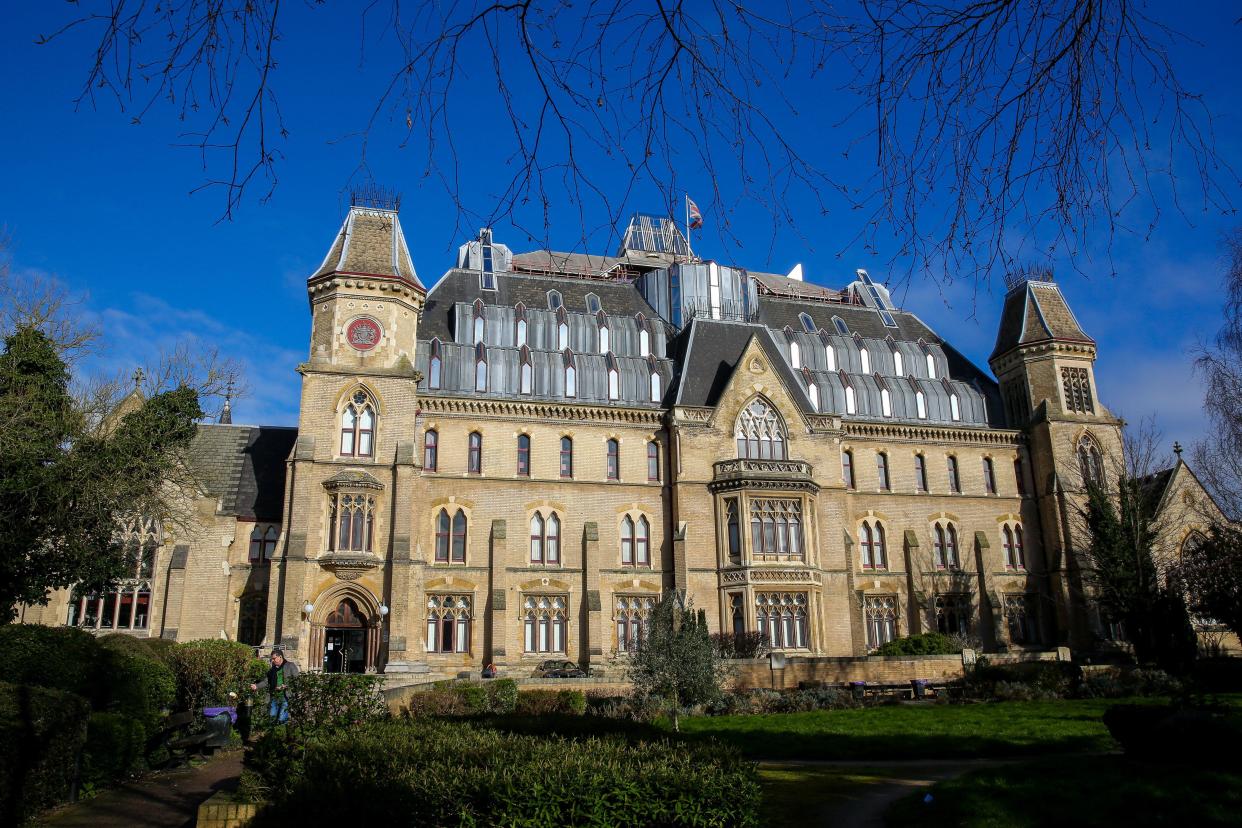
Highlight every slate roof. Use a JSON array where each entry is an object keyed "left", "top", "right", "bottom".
[
  {"left": 672, "top": 320, "right": 814, "bottom": 412},
  {"left": 312, "top": 206, "right": 423, "bottom": 289},
  {"left": 991, "top": 279, "right": 1093, "bottom": 360},
  {"left": 752, "top": 270, "right": 848, "bottom": 302},
  {"left": 188, "top": 425, "right": 297, "bottom": 522},
  {"left": 1138, "top": 464, "right": 1178, "bottom": 514}
]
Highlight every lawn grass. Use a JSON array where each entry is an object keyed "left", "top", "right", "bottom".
[
  {"left": 885, "top": 754, "right": 1242, "bottom": 827},
  {"left": 676, "top": 699, "right": 1134, "bottom": 760},
  {"left": 757, "top": 763, "right": 899, "bottom": 825}
]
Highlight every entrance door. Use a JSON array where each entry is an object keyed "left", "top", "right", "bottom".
[
  {"left": 322, "top": 598, "right": 369, "bottom": 673},
  {"left": 323, "top": 627, "right": 367, "bottom": 673}
]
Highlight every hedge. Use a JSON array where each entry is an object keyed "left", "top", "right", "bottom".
[
  {"left": 97, "top": 635, "right": 176, "bottom": 732},
  {"left": 0, "top": 681, "right": 90, "bottom": 826},
  {"left": 0, "top": 626, "right": 102, "bottom": 701},
  {"left": 874, "top": 632, "right": 961, "bottom": 656},
  {"left": 249, "top": 718, "right": 761, "bottom": 826},
  {"left": 168, "top": 639, "right": 267, "bottom": 711},
  {"left": 83, "top": 712, "right": 145, "bottom": 787}
]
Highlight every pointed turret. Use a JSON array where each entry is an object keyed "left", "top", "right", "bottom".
[
  {"left": 311, "top": 203, "right": 422, "bottom": 290},
  {"left": 990, "top": 275, "right": 1094, "bottom": 363}
]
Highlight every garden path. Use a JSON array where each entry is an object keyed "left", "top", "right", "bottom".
[{"left": 35, "top": 750, "right": 242, "bottom": 828}]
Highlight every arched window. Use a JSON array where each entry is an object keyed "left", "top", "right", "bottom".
[
  {"left": 922, "top": 342, "right": 937, "bottom": 379},
  {"left": 833, "top": 316, "right": 849, "bottom": 336},
  {"left": 606, "top": 438, "right": 620, "bottom": 480},
  {"left": 564, "top": 351, "right": 577, "bottom": 398},
  {"left": 845, "top": 384, "right": 857, "bottom": 415},
  {"left": 891, "top": 343, "right": 904, "bottom": 377},
  {"left": 806, "top": 374, "right": 820, "bottom": 412},
  {"left": 638, "top": 315, "right": 651, "bottom": 357},
  {"left": 547, "top": 290, "right": 563, "bottom": 310},
  {"left": 799, "top": 312, "right": 816, "bottom": 333},
  {"left": 530, "top": 513, "right": 544, "bottom": 562},
  {"left": 787, "top": 328, "right": 802, "bottom": 369},
  {"left": 557, "top": 308, "right": 570, "bottom": 351},
  {"left": 914, "top": 454, "right": 928, "bottom": 492},
  {"left": 725, "top": 498, "right": 741, "bottom": 562},
  {"left": 876, "top": 452, "right": 890, "bottom": 490},
  {"left": 857, "top": 337, "right": 871, "bottom": 374},
  {"left": 1003, "top": 524, "right": 1026, "bottom": 570},
  {"left": 340, "top": 390, "right": 376, "bottom": 457},
  {"left": 249, "top": 525, "right": 278, "bottom": 563},
  {"left": 647, "top": 441, "right": 660, "bottom": 481},
  {"left": 586, "top": 293, "right": 602, "bottom": 314},
  {"left": 517, "top": 434, "right": 531, "bottom": 476},
  {"left": 434, "top": 509, "right": 467, "bottom": 563},
  {"left": 983, "top": 457, "right": 997, "bottom": 494},
  {"left": 426, "top": 594, "right": 471, "bottom": 653},
  {"left": 735, "top": 397, "right": 787, "bottom": 459},
  {"left": 934, "top": 522, "right": 960, "bottom": 569},
  {"left": 598, "top": 312, "right": 610, "bottom": 354},
  {"left": 515, "top": 303, "right": 528, "bottom": 346},
  {"left": 820, "top": 331, "right": 837, "bottom": 371},
  {"left": 915, "top": 390, "right": 927, "bottom": 419},
  {"left": 950, "top": 392, "right": 961, "bottom": 421},
  {"left": 238, "top": 593, "right": 266, "bottom": 646},
  {"left": 621, "top": 516, "right": 634, "bottom": 565},
  {"left": 606, "top": 353, "right": 620, "bottom": 400},
  {"left": 472, "top": 299, "right": 485, "bottom": 344},
  {"left": 559, "top": 436, "right": 573, "bottom": 478},
  {"left": 947, "top": 455, "right": 961, "bottom": 493},
  {"left": 546, "top": 513, "right": 561, "bottom": 564},
  {"left": 428, "top": 339, "right": 443, "bottom": 389},
  {"left": 616, "top": 596, "right": 655, "bottom": 652},
  {"left": 756, "top": 592, "right": 809, "bottom": 649},
  {"left": 263, "top": 526, "right": 278, "bottom": 560},
  {"left": 1078, "top": 435, "right": 1104, "bottom": 487},
  {"left": 474, "top": 343, "right": 488, "bottom": 392},
  {"left": 636, "top": 516, "right": 651, "bottom": 565},
  {"left": 329, "top": 493, "right": 376, "bottom": 553},
  {"left": 468, "top": 431, "right": 483, "bottom": 474},
  {"left": 861, "top": 520, "right": 887, "bottom": 569},
  {"left": 1015, "top": 457, "right": 1027, "bottom": 496},
  {"left": 880, "top": 387, "right": 892, "bottom": 417},
  {"left": 523, "top": 594, "right": 567, "bottom": 653},
  {"left": 842, "top": 449, "right": 855, "bottom": 488},
  {"left": 435, "top": 509, "right": 450, "bottom": 561},
  {"left": 649, "top": 366, "right": 661, "bottom": 402},
  {"left": 423, "top": 429, "right": 438, "bottom": 471},
  {"left": 519, "top": 346, "right": 533, "bottom": 394}
]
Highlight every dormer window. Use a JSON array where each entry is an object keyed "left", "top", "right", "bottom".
[
  {"left": 855, "top": 334, "right": 871, "bottom": 374},
  {"left": 479, "top": 228, "right": 497, "bottom": 289},
  {"left": 557, "top": 307, "right": 569, "bottom": 351},
  {"left": 876, "top": 375, "right": 892, "bottom": 417},
  {"left": 804, "top": 369, "right": 820, "bottom": 412},
  {"left": 799, "top": 312, "right": 816, "bottom": 333},
  {"left": 786, "top": 328, "right": 801, "bottom": 369},
  {"left": 472, "top": 299, "right": 485, "bottom": 344},
  {"left": 598, "top": 311, "right": 610, "bottom": 354},
  {"left": 428, "top": 338, "right": 443, "bottom": 390},
  {"left": 547, "top": 290, "right": 563, "bottom": 310},
  {"left": 888, "top": 338, "right": 904, "bottom": 377},
  {"left": 564, "top": 350, "right": 577, "bottom": 398},
  {"left": 919, "top": 339, "right": 936, "bottom": 378},
  {"left": 833, "top": 316, "right": 850, "bottom": 336},
  {"left": 637, "top": 314, "right": 651, "bottom": 357},
  {"left": 820, "top": 330, "right": 837, "bottom": 371},
  {"left": 841, "top": 370, "right": 856, "bottom": 414},
  {"left": 520, "top": 346, "right": 533, "bottom": 395},
  {"left": 474, "top": 342, "right": 488, "bottom": 392},
  {"left": 649, "top": 362, "right": 661, "bottom": 403},
  {"left": 586, "top": 293, "right": 602, "bottom": 314},
  {"left": 606, "top": 353, "right": 620, "bottom": 400},
  {"left": 515, "top": 303, "right": 528, "bottom": 347}
]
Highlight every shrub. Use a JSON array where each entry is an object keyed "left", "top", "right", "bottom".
[
  {"left": 248, "top": 718, "right": 762, "bottom": 827},
  {"left": 168, "top": 639, "right": 266, "bottom": 711},
  {"left": 138, "top": 636, "right": 179, "bottom": 663},
  {"left": 457, "top": 683, "right": 490, "bottom": 714},
  {"left": 83, "top": 712, "right": 145, "bottom": 786},
  {"left": 489, "top": 679, "right": 519, "bottom": 714},
  {"left": 0, "top": 625, "right": 102, "bottom": 701},
  {"left": 1080, "top": 667, "right": 1183, "bottom": 699},
  {"left": 959, "top": 658, "right": 1078, "bottom": 700},
  {"left": 874, "top": 632, "right": 961, "bottom": 656},
  {"left": 1103, "top": 704, "right": 1242, "bottom": 767},
  {"left": 96, "top": 636, "right": 176, "bottom": 732},
  {"left": 515, "top": 689, "right": 586, "bottom": 716},
  {"left": 711, "top": 632, "right": 768, "bottom": 660},
  {"left": 0, "top": 681, "right": 90, "bottom": 826},
  {"left": 400, "top": 687, "right": 464, "bottom": 719},
  {"left": 558, "top": 689, "right": 587, "bottom": 715},
  {"left": 285, "top": 673, "right": 388, "bottom": 735}
]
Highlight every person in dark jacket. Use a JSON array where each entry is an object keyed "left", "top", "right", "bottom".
[{"left": 250, "top": 648, "right": 299, "bottom": 723}]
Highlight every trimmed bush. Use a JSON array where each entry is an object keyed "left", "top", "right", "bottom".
[
  {"left": 0, "top": 681, "right": 90, "bottom": 826},
  {"left": 249, "top": 718, "right": 761, "bottom": 826},
  {"left": 285, "top": 673, "right": 388, "bottom": 734},
  {"left": 874, "top": 633, "right": 961, "bottom": 656},
  {"left": 168, "top": 639, "right": 266, "bottom": 711},
  {"left": 0, "top": 625, "right": 101, "bottom": 701},
  {"left": 83, "top": 712, "right": 145, "bottom": 786},
  {"left": 1104, "top": 703, "right": 1242, "bottom": 767},
  {"left": 401, "top": 687, "right": 465, "bottom": 718},
  {"left": 960, "top": 658, "right": 1079, "bottom": 700},
  {"left": 457, "top": 683, "right": 489, "bottom": 714},
  {"left": 138, "top": 636, "right": 179, "bottom": 664},
  {"left": 515, "top": 689, "right": 586, "bottom": 716},
  {"left": 97, "top": 636, "right": 176, "bottom": 732},
  {"left": 1080, "top": 666, "right": 1183, "bottom": 699},
  {"left": 489, "top": 678, "right": 519, "bottom": 714}
]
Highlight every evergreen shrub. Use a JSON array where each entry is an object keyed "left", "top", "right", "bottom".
[
  {"left": 0, "top": 681, "right": 90, "bottom": 826},
  {"left": 168, "top": 640, "right": 266, "bottom": 711},
  {"left": 874, "top": 632, "right": 961, "bottom": 656},
  {"left": 285, "top": 673, "right": 387, "bottom": 735},
  {"left": 249, "top": 718, "right": 761, "bottom": 827},
  {"left": 83, "top": 712, "right": 145, "bottom": 786},
  {"left": 0, "top": 625, "right": 101, "bottom": 700}
]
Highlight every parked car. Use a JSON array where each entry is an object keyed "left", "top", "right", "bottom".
[{"left": 535, "top": 659, "right": 587, "bottom": 678}]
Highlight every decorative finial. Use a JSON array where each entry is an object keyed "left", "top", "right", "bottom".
[
  {"left": 132, "top": 367, "right": 144, "bottom": 390},
  {"left": 219, "top": 377, "right": 235, "bottom": 425},
  {"left": 1173, "top": 441, "right": 1183, "bottom": 459}
]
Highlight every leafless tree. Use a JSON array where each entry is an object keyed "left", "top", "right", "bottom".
[
  {"left": 1193, "top": 228, "right": 1242, "bottom": 521},
  {"left": 35, "top": 1, "right": 1236, "bottom": 287},
  {"left": 0, "top": 231, "right": 100, "bottom": 363}
]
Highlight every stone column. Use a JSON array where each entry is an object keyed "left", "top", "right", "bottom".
[
  {"left": 902, "top": 530, "right": 926, "bottom": 635},
  {"left": 582, "top": 522, "right": 603, "bottom": 668},
  {"left": 383, "top": 440, "right": 417, "bottom": 672},
  {"left": 489, "top": 520, "right": 508, "bottom": 666},
  {"left": 159, "top": 545, "right": 190, "bottom": 640}
]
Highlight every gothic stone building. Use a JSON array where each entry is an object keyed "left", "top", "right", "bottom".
[{"left": 21, "top": 205, "right": 1227, "bottom": 675}]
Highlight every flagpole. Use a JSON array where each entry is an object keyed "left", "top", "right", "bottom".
[{"left": 684, "top": 193, "right": 692, "bottom": 260}]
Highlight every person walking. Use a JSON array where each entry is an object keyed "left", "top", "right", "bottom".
[{"left": 250, "top": 648, "right": 299, "bottom": 723}]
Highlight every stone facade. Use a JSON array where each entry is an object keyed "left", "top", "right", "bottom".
[{"left": 20, "top": 206, "right": 1235, "bottom": 673}]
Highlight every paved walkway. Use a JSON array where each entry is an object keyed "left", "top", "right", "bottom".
[{"left": 36, "top": 750, "right": 243, "bottom": 828}]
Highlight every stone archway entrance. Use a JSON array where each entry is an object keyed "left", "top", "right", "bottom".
[{"left": 309, "top": 594, "right": 381, "bottom": 673}]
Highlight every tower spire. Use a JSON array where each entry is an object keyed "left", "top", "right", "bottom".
[{"left": 219, "top": 378, "right": 234, "bottom": 425}]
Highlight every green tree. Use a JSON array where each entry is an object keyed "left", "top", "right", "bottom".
[
  {"left": 0, "top": 325, "right": 203, "bottom": 618},
  {"left": 1081, "top": 479, "right": 1197, "bottom": 671},
  {"left": 626, "top": 592, "right": 727, "bottom": 732}
]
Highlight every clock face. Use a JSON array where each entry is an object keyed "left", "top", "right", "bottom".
[{"left": 346, "top": 317, "right": 382, "bottom": 351}]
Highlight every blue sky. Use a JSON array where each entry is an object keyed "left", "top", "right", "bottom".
[{"left": 1, "top": 2, "right": 1238, "bottom": 450}]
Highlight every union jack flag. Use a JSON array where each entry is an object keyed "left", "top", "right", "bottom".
[{"left": 686, "top": 196, "right": 703, "bottom": 230}]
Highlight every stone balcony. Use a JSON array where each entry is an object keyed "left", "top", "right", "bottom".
[{"left": 709, "top": 458, "right": 819, "bottom": 493}]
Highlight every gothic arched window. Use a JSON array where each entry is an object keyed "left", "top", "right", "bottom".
[
  {"left": 428, "top": 338, "right": 442, "bottom": 389},
  {"left": 598, "top": 311, "right": 610, "bottom": 354},
  {"left": 340, "top": 390, "right": 376, "bottom": 457},
  {"left": 1078, "top": 434, "right": 1105, "bottom": 487},
  {"left": 735, "top": 397, "right": 787, "bottom": 459},
  {"left": 474, "top": 343, "right": 488, "bottom": 392},
  {"left": 472, "top": 299, "right": 485, "bottom": 344},
  {"left": 330, "top": 493, "right": 376, "bottom": 553},
  {"left": 515, "top": 302, "right": 528, "bottom": 347}
]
